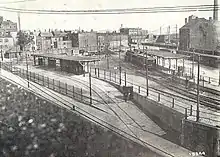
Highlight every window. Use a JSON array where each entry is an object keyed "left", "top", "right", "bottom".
[
  {"left": 0, "top": 39, "right": 3, "bottom": 43},
  {"left": 4, "top": 39, "right": 9, "bottom": 42}
]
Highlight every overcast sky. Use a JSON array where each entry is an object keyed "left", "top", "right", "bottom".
[{"left": 0, "top": 0, "right": 215, "bottom": 33}]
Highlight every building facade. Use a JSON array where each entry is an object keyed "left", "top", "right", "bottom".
[
  {"left": 79, "top": 32, "right": 98, "bottom": 53},
  {"left": 0, "top": 16, "right": 17, "bottom": 32},
  {"left": 179, "top": 15, "right": 220, "bottom": 53},
  {"left": 120, "top": 27, "right": 148, "bottom": 45}
]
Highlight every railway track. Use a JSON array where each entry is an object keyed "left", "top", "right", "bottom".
[
  {"left": 53, "top": 72, "right": 161, "bottom": 135},
  {"left": 109, "top": 57, "right": 220, "bottom": 111},
  {"left": 147, "top": 71, "right": 220, "bottom": 110}
]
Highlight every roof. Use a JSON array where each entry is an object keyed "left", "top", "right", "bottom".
[
  {"left": 39, "top": 32, "right": 53, "bottom": 37},
  {"left": 178, "top": 50, "right": 220, "bottom": 59},
  {"left": 180, "top": 18, "right": 219, "bottom": 30},
  {"left": 135, "top": 54, "right": 156, "bottom": 61},
  {"left": 147, "top": 50, "right": 188, "bottom": 59},
  {"left": 32, "top": 53, "right": 100, "bottom": 62},
  {"left": 0, "top": 34, "right": 12, "bottom": 38},
  {"left": 53, "top": 31, "right": 67, "bottom": 38}
]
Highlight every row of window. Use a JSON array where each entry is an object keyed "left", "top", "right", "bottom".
[{"left": 0, "top": 38, "right": 9, "bottom": 43}]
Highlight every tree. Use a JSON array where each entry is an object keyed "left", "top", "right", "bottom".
[{"left": 16, "top": 31, "right": 34, "bottom": 51}]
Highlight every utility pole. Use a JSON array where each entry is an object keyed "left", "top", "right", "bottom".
[
  {"left": 175, "top": 24, "right": 178, "bottom": 49},
  {"left": 89, "top": 72, "right": 92, "bottom": 105},
  {"left": 25, "top": 51, "right": 29, "bottom": 88},
  {"left": 144, "top": 45, "right": 149, "bottom": 96},
  {"left": 119, "top": 34, "right": 122, "bottom": 85},
  {"left": 192, "top": 49, "right": 195, "bottom": 79},
  {"left": 196, "top": 55, "right": 200, "bottom": 122},
  {"left": 106, "top": 33, "right": 109, "bottom": 69},
  {"left": 168, "top": 26, "right": 171, "bottom": 44}
]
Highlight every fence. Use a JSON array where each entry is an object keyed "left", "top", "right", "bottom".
[
  {"left": 90, "top": 67, "right": 220, "bottom": 125},
  {"left": 1, "top": 62, "right": 104, "bottom": 106},
  {"left": 1, "top": 61, "right": 219, "bottom": 124}
]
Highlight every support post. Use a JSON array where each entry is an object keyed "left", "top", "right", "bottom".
[
  {"left": 145, "top": 47, "right": 149, "bottom": 96},
  {"left": 196, "top": 55, "right": 200, "bottom": 122},
  {"left": 158, "top": 93, "right": 160, "bottom": 102},
  {"left": 98, "top": 68, "right": 100, "bottom": 78},
  {"left": 104, "top": 69, "right": 106, "bottom": 80},
  {"left": 47, "top": 77, "right": 49, "bottom": 88},
  {"left": 89, "top": 73, "right": 92, "bottom": 105},
  {"left": 65, "top": 83, "right": 67, "bottom": 95},
  {"left": 59, "top": 81, "right": 61, "bottom": 93},
  {"left": 138, "top": 86, "right": 140, "bottom": 93},
  {"left": 175, "top": 58, "right": 178, "bottom": 70},
  {"left": 110, "top": 71, "right": 111, "bottom": 81},
  {"left": 172, "top": 98, "right": 174, "bottom": 108},
  {"left": 81, "top": 88, "right": 83, "bottom": 101},
  {"left": 73, "top": 86, "right": 75, "bottom": 98},
  {"left": 53, "top": 79, "right": 55, "bottom": 90},
  {"left": 119, "top": 66, "right": 122, "bottom": 85},
  {"left": 219, "top": 71, "right": 220, "bottom": 86},
  {"left": 185, "top": 108, "right": 188, "bottom": 119},
  {"left": 203, "top": 76, "right": 205, "bottom": 89},
  {"left": 43, "top": 75, "right": 44, "bottom": 86},
  {"left": 182, "top": 58, "right": 185, "bottom": 76},
  {"left": 115, "top": 72, "right": 116, "bottom": 82},
  {"left": 124, "top": 71, "right": 126, "bottom": 86},
  {"left": 190, "top": 105, "right": 193, "bottom": 116}
]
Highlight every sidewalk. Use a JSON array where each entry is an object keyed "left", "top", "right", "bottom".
[{"left": 0, "top": 68, "right": 195, "bottom": 157}]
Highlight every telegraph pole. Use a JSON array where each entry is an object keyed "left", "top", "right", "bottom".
[
  {"left": 144, "top": 45, "right": 149, "bottom": 96},
  {"left": 89, "top": 72, "right": 92, "bottom": 105},
  {"left": 119, "top": 34, "right": 122, "bottom": 85},
  {"left": 196, "top": 55, "right": 200, "bottom": 122},
  {"left": 168, "top": 26, "right": 171, "bottom": 44},
  {"left": 175, "top": 24, "right": 178, "bottom": 48},
  {"left": 192, "top": 49, "right": 195, "bottom": 79}
]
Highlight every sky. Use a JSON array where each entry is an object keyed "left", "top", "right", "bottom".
[{"left": 0, "top": 0, "right": 215, "bottom": 33}]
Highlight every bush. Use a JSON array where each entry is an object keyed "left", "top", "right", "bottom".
[{"left": 0, "top": 78, "right": 148, "bottom": 157}]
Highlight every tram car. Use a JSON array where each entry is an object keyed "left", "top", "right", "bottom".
[{"left": 125, "top": 50, "right": 156, "bottom": 69}]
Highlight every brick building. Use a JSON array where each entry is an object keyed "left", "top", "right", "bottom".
[
  {"left": 179, "top": 15, "right": 220, "bottom": 53},
  {"left": 78, "top": 31, "right": 98, "bottom": 53}
]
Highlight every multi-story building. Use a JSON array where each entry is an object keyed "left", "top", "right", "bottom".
[
  {"left": 120, "top": 27, "right": 148, "bottom": 45},
  {"left": 0, "top": 16, "right": 17, "bottom": 32},
  {"left": 97, "top": 32, "right": 128, "bottom": 52},
  {"left": 79, "top": 31, "right": 98, "bottom": 53},
  {"left": 179, "top": 15, "right": 220, "bottom": 54},
  {"left": 36, "top": 32, "right": 53, "bottom": 51},
  {"left": 0, "top": 32, "right": 19, "bottom": 59}
]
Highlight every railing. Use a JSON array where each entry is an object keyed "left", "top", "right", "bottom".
[
  {"left": 1, "top": 61, "right": 219, "bottom": 124},
  {"left": 90, "top": 67, "right": 220, "bottom": 125},
  {"left": 1, "top": 62, "right": 104, "bottom": 106}
]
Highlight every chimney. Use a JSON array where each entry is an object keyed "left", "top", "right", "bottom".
[
  {"left": 209, "top": 17, "right": 212, "bottom": 20},
  {"left": 185, "top": 18, "right": 187, "bottom": 24},
  {"left": 214, "top": 0, "right": 218, "bottom": 21}
]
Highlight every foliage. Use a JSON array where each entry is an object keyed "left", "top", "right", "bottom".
[
  {"left": 0, "top": 78, "right": 148, "bottom": 157},
  {"left": 16, "top": 31, "right": 34, "bottom": 51}
]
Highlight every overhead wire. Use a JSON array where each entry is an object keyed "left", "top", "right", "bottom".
[{"left": 0, "top": 4, "right": 218, "bottom": 14}]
